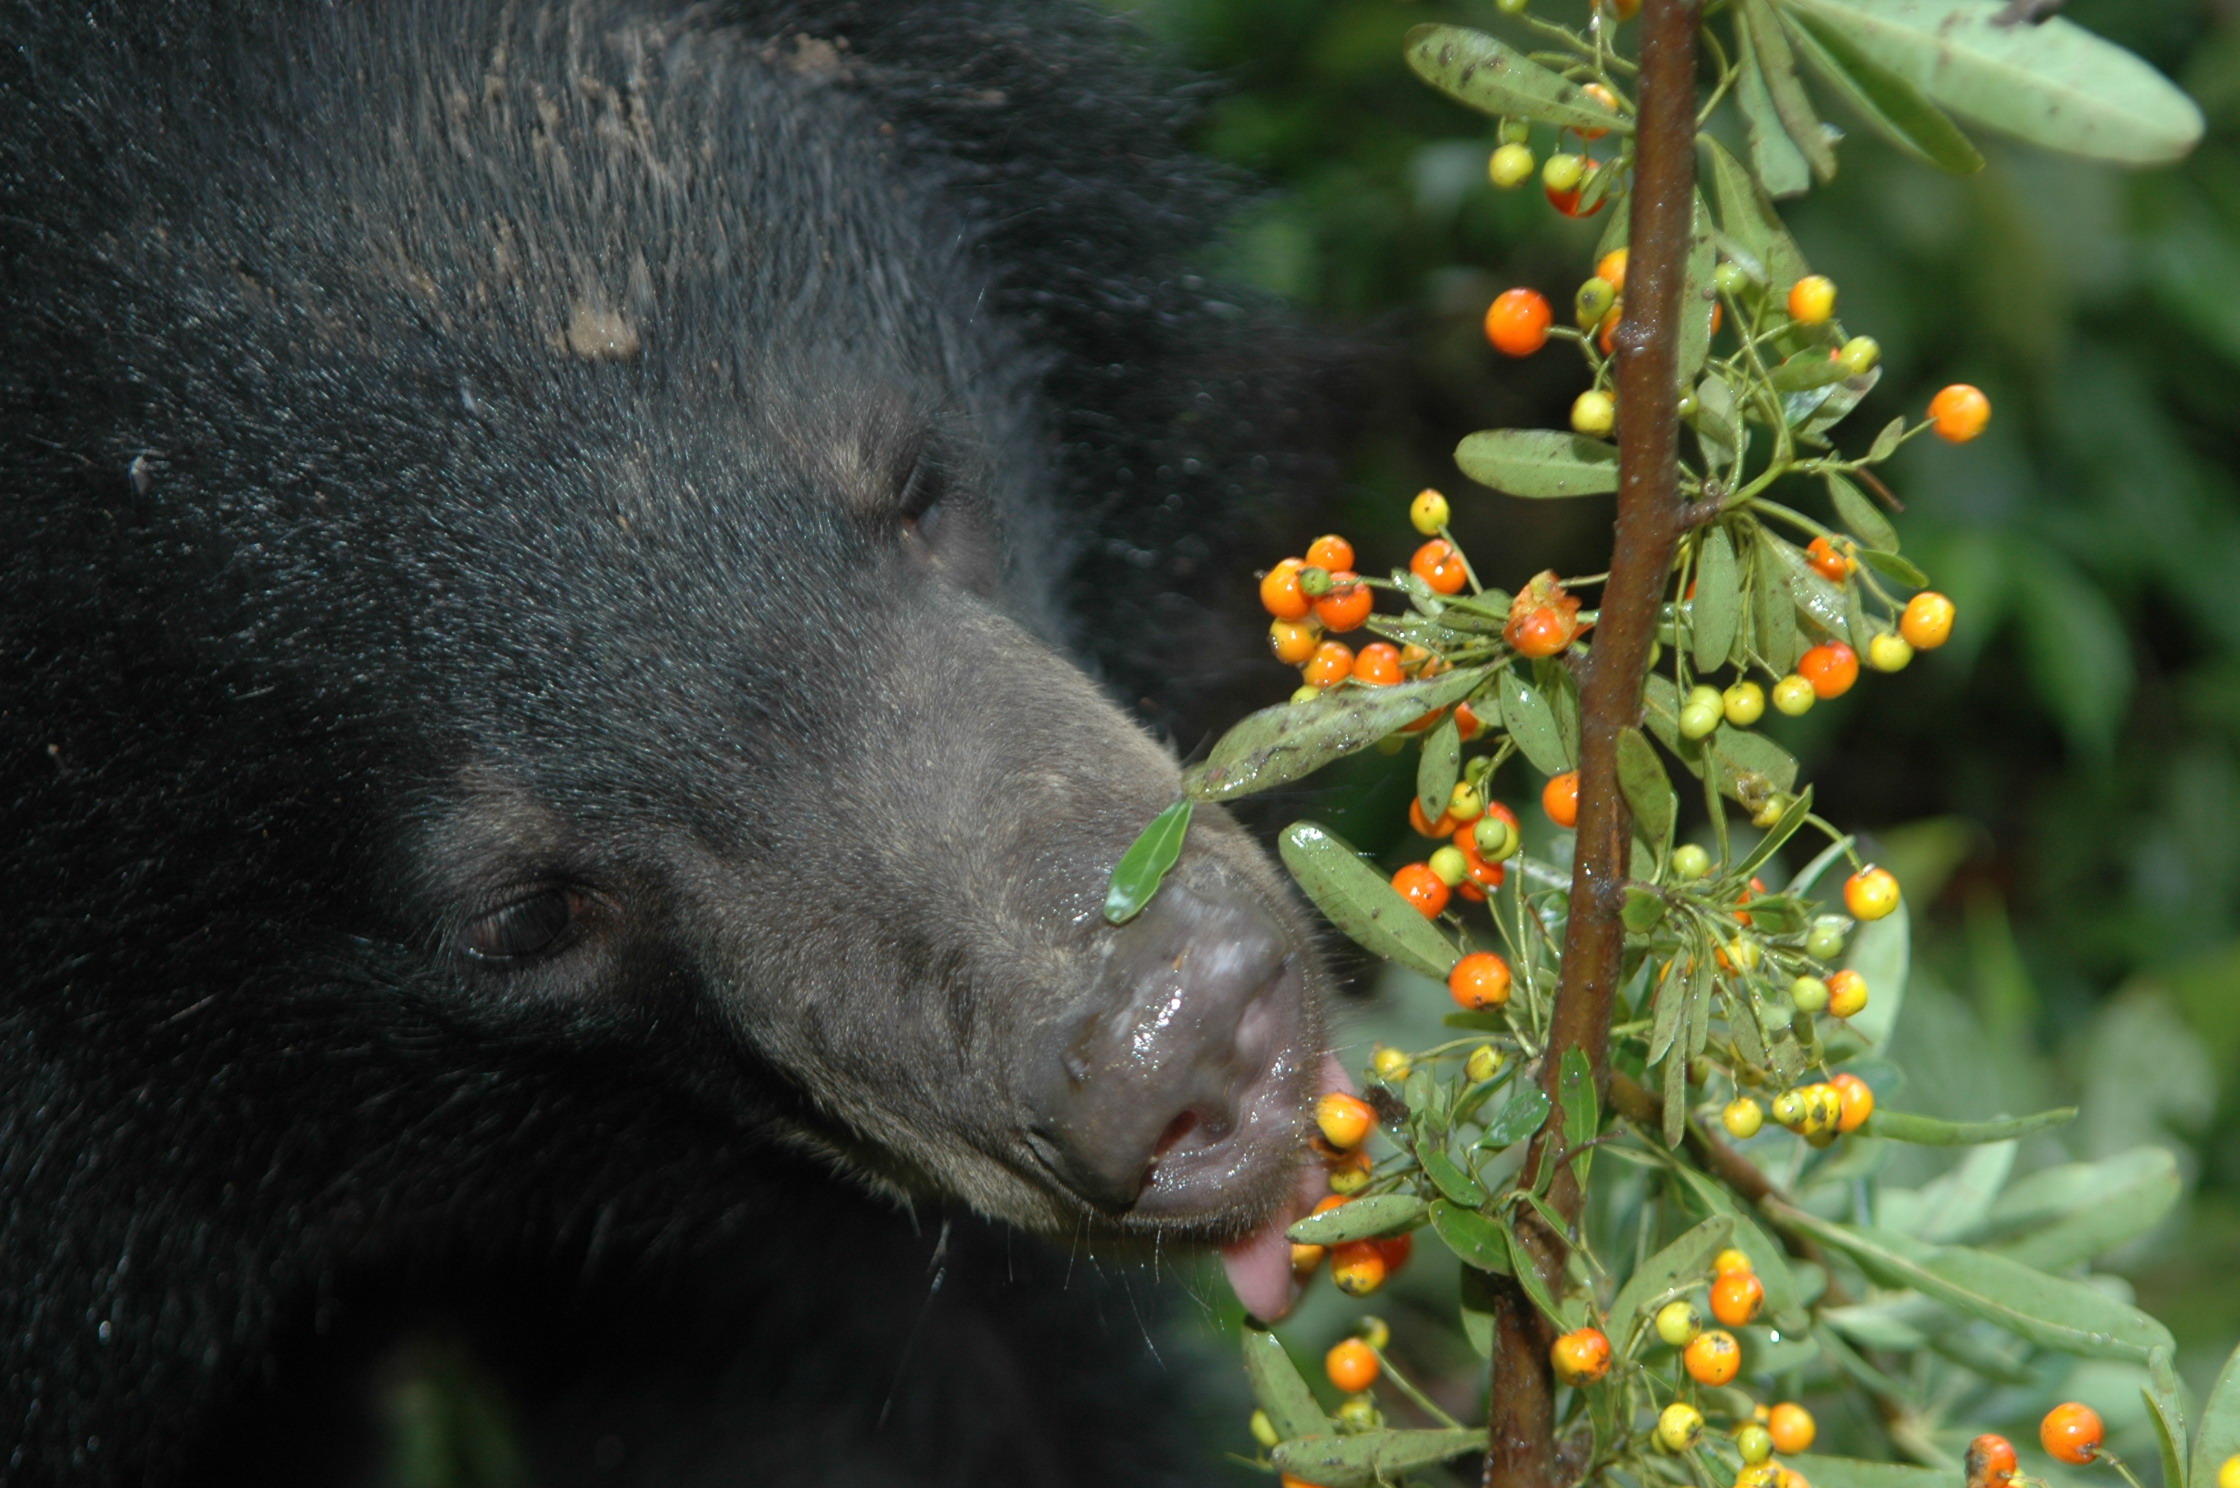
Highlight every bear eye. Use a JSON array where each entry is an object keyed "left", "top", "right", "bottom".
[
  {"left": 898, "top": 447, "right": 949, "bottom": 543},
  {"left": 464, "top": 887, "right": 587, "bottom": 964}
]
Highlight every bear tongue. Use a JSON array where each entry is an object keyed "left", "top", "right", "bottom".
[{"left": 1220, "top": 1055, "right": 1355, "bottom": 1322}]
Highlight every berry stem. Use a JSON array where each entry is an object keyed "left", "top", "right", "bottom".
[{"left": 1483, "top": 6, "right": 1702, "bottom": 1488}]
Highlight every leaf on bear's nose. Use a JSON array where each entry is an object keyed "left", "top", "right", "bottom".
[{"left": 1104, "top": 799, "right": 1193, "bottom": 925}]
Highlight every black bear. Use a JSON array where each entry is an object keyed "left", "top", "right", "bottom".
[{"left": 0, "top": 1, "right": 1344, "bottom": 1482}]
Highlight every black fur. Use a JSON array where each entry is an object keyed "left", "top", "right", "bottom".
[{"left": 1, "top": 1, "right": 1333, "bottom": 1482}]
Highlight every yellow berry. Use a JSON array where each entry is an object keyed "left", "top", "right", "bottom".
[
  {"left": 1411, "top": 488, "right": 1451, "bottom": 534},
  {"left": 1867, "top": 631, "right": 1914, "bottom": 672},
  {"left": 1572, "top": 390, "right": 1616, "bottom": 438},
  {"left": 1723, "top": 1098, "right": 1764, "bottom": 1139}
]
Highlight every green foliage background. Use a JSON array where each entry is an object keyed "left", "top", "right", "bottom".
[{"left": 1109, "top": 0, "right": 2240, "bottom": 1455}]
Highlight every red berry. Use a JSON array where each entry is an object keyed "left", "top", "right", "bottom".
[
  {"left": 1411, "top": 539, "right": 1469, "bottom": 596},
  {"left": 1484, "top": 288, "right": 1555, "bottom": 357},
  {"left": 1797, "top": 640, "right": 1859, "bottom": 699},
  {"left": 2040, "top": 1403, "right": 2104, "bottom": 1466}
]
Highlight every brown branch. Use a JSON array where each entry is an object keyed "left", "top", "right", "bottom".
[{"left": 1482, "top": 7, "right": 1702, "bottom": 1488}]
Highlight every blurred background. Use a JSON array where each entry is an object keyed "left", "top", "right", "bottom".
[{"left": 1098, "top": 0, "right": 2240, "bottom": 1469}]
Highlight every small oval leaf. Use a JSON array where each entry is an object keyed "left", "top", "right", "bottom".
[
  {"left": 1104, "top": 799, "right": 1192, "bottom": 925},
  {"left": 1286, "top": 1193, "right": 1427, "bottom": 1245},
  {"left": 1186, "top": 667, "right": 1489, "bottom": 803},
  {"left": 1617, "top": 727, "right": 1677, "bottom": 850},
  {"left": 1859, "top": 1107, "right": 2076, "bottom": 1145},
  {"left": 1243, "top": 1329, "right": 1329, "bottom": 1442},
  {"left": 1456, "top": 429, "right": 1621, "bottom": 498},
  {"left": 1421, "top": 1148, "right": 1489, "bottom": 1208},
  {"left": 1827, "top": 473, "right": 1900, "bottom": 553},
  {"left": 1279, "top": 822, "right": 1461, "bottom": 983},
  {"left": 1404, "top": 24, "right": 1632, "bottom": 134},
  {"left": 1417, "top": 711, "right": 1462, "bottom": 830},
  {"left": 1430, "top": 1199, "right": 1513, "bottom": 1272},
  {"left": 1693, "top": 526, "right": 1741, "bottom": 673},
  {"left": 1274, "top": 1429, "right": 1487, "bottom": 1488}
]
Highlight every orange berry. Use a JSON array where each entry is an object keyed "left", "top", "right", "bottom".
[
  {"left": 1325, "top": 1336, "right": 1380, "bottom": 1394},
  {"left": 1542, "top": 771, "right": 1580, "bottom": 829},
  {"left": 2040, "top": 1403, "right": 2104, "bottom": 1466},
  {"left": 1787, "top": 274, "right": 1836, "bottom": 325},
  {"left": 1508, "top": 606, "right": 1572, "bottom": 659},
  {"left": 1373, "top": 1232, "right": 1414, "bottom": 1276},
  {"left": 1289, "top": 1240, "right": 1324, "bottom": 1272},
  {"left": 1450, "top": 826, "right": 1506, "bottom": 890},
  {"left": 1485, "top": 288, "right": 1555, "bottom": 357},
  {"left": 1305, "top": 534, "right": 1355, "bottom": 572},
  {"left": 1901, "top": 590, "right": 1956, "bottom": 650},
  {"left": 1353, "top": 642, "right": 1403, "bottom": 687},
  {"left": 1310, "top": 1194, "right": 1349, "bottom": 1218},
  {"left": 1392, "top": 863, "right": 1451, "bottom": 918},
  {"left": 1411, "top": 538, "right": 1469, "bottom": 596},
  {"left": 1259, "top": 558, "right": 1310, "bottom": 620},
  {"left": 1767, "top": 1403, "right": 1816, "bottom": 1455},
  {"left": 1302, "top": 641, "right": 1354, "bottom": 689},
  {"left": 1825, "top": 968, "right": 1869, "bottom": 1020},
  {"left": 1546, "top": 174, "right": 1604, "bottom": 218},
  {"left": 1455, "top": 701, "right": 1485, "bottom": 741},
  {"left": 1929, "top": 383, "right": 1991, "bottom": 443},
  {"left": 1830, "top": 1071, "right": 1875, "bottom": 1133},
  {"left": 1596, "top": 248, "right": 1629, "bottom": 293},
  {"left": 1550, "top": 1327, "right": 1612, "bottom": 1384},
  {"left": 1683, "top": 1329, "right": 1741, "bottom": 1385},
  {"left": 1448, "top": 951, "right": 1513, "bottom": 1010},
  {"left": 1269, "top": 619, "right": 1321, "bottom": 665},
  {"left": 1806, "top": 535, "right": 1853, "bottom": 582},
  {"left": 1577, "top": 83, "right": 1620, "bottom": 141},
  {"left": 1710, "top": 1269, "right": 1765, "bottom": 1327},
  {"left": 1797, "top": 640, "right": 1859, "bottom": 699},
  {"left": 1312, "top": 572, "right": 1373, "bottom": 633},
  {"left": 1844, "top": 864, "right": 1900, "bottom": 921},
  {"left": 1329, "top": 1240, "right": 1387, "bottom": 1296},
  {"left": 1315, "top": 1092, "right": 1376, "bottom": 1150},
  {"left": 1967, "top": 1434, "right": 2020, "bottom": 1488},
  {"left": 1409, "top": 798, "right": 1458, "bottom": 838}
]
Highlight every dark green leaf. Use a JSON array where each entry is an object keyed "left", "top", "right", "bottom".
[
  {"left": 2189, "top": 1336, "right": 2240, "bottom": 1488},
  {"left": 1560, "top": 1046, "right": 1597, "bottom": 1150},
  {"left": 1773, "top": 1205, "right": 2174, "bottom": 1362},
  {"left": 1287, "top": 1193, "right": 1427, "bottom": 1245},
  {"left": 1455, "top": 430, "right": 1620, "bottom": 498},
  {"left": 1753, "top": 544, "right": 1803, "bottom": 672},
  {"left": 1733, "top": 20, "right": 1814, "bottom": 197},
  {"left": 1858, "top": 548, "right": 1929, "bottom": 587},
  {"left": 1481, "top": 1083, "right": 1552, "bottom": 1149},
  {"left": 1624, "top": 888, "right": 1670, "bottom": 932},
  {"left": 1740, "top": 0, "right": 1837, "bottom": 182},
  {"left": 1860, "top": 1108, "right": 2077, "bottom": 1145},
  {"left": 1417, "top": 712, "right": 1462, "bottom": 831},
  {"left": 1460, "top": 1263, "right": 1501, "bottom": 1357},
  {"left": 1541, "top": 659, "right": 1583, "bottom": 766},
  {"left": 1274, "top": 1429, "right": 1486, "bottom": 1488},
  {"left": 1609, "top": 1216, "right": 1734, "bottom": 1343},
  {"left": 1649, "top": 957, "right": 1694, "bottom": 1068},
  {"left": 1617, "top": 727, "right": 1677, "bottom": 852},
  {"left": 1243, "top": 1329, "right": 1327, "bottom": 1442},
  {"left": 1694, "top": 373, "right": 1746, "bottom": 476},
  {"left": 1694, "top": 526, "right": 1741, "bottom": 673},
  {"left": 1279, "top": 822, "right": 1461, "bottom": 983},
  {"left": 1501, "top": 666, "right": 1572, "bottom": 776},
  {"left": 1431, "top": 1199, "right": 1513, "bottom": 1273},
  {"left": 1422, "top": 1148, "right": 1489, "bottom": 1208},
  {"left": 1663, "top": 1011, "right": 1691, "bottom": 1149},
  {"left": 1186, "top": 668, "right": 1490, "bottom": 803},
  {"left": 1798, "top": 368, "right": 1882, "bottom": 441},
  {"left": 1104, "top": 799, "right": 1192, "bottom": 925},
  {"left": 1677, "top": 195, "right": 1721, "bottom": 388},
  {"left": 1726, "top": 984, "right": 1771, "bottom": 1071},
  {"left": 1403, "top": 25, "right": 1633, "bottom": 134},
  {"left": 1780, "top": 0, "right": 2204, "bottom": 165},
  {"left": 1500, "top": 1212, "right": 1570, "bottom": 1327},
  {"left": 1770, "top": 352, "right": 1857, "bottom": 393},
  {"left": 1782, "top": 8, "right": 1985, "bottom": 174}
]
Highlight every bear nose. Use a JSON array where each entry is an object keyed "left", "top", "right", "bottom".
[{"left": 1030, "top": 881, "right": 1312, "bottom": 1219}]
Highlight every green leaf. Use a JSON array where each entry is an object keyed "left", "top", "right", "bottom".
[
  {"left": 1780, "top": 0, "right": 2204, "bottom": 165},
  {"left": 1500, "top": 666, "right": 1573, "bottom": 776},
  {"left": 1735, "top": 788, "right": 1815, "bottom": 882},
  {"left": 1826, "top": 476, "right": 1898, "bottom": 552},
  {"left": 1279, "top": 822, "right": 1461, "bottom": 983},
  {"left": 1617, "top": 727, "right": 1677, "bottom": 852},
  {"left": 2146, "top": 1347, "right": 2189, "bottom": 1488},
  {"left": 1701, "top": 137, "right": 1809, "bottom": 289},
  {"left": 1984, "top": 1147, "right": 2180, "bottom": 1245},
  {"left": 1404, "top": 24, "right": 1633, "bottom": 135},
  {"left": 1423, "top": 1148, "right": 1489, "bottom": 1208},
  {"left": 1770, "top": 352, "right": 1857, "bottom": 393},
  {"left": 1694, "top": 526, "right": 1741, "bottom": 673},
  {"left": 1842, "top": 892, "right": 1908, "bottom": 1048},
  {"left": 2188, "top": 1336, "right": 2240, "bottom": 1488},
  {"left": 1694, "top": 372, "right": 1747, "bottom": 477},
  {"left": 1760, "top": 530, "right": 1852, "bottom": 642},
  {"left": 1781, "top": 7, "right": 1985, "bottom": 174},
  {"left": 1648, "top": 958, "right": 1695, "bottom": 1068},
  {"left": 1455, "top": 429, "right": 1620, "bottom": 498},
  {"left": 1431, "top": 1198, "right": 1513, "bottom": 1272},
  {"left": 1287, "top": 1193, "right": 1427, "bottom": 1245},
  {"left": 1609, "top": 1216, "right": 1734, "bottom": 1344},
  {"left": 1104, "top": 799, "right": 1192, "bottom": 925},
  {"left": 1274, "top": 1429, "right": 1486, "bottom": 1488},
  {"left": 1859, "top": 1107, "right": 2074, "bottom": 1145},
  {"left": 1481, "top": 1083, "right": 1552, "bottom": 1149},
  {"left": 1242, "top": 1329, "right": 1328, "bottom": 1442},
  {"left": 1858, "top": 548, "right": 1928, "bottom": 587},
  {"left": 1671, "top": 1166, "right": 1811, "bottom": 1332},
  {"left": 1739, "top": 0, "right": 1838, "bottom": 182},
  {"left": 1560, "top": 1045, "right": 1598, "bottom": 1148},
  {"left": 1500, "top": 1212, "right": 1570, "bottom": 1327},
  {"left": 1677, "top": 195, "right": 1721, "bottom": 389},
  {"left": 1753, "top": 542, "right": 1803, "bottom": 672},
  {"left": 1187, "top": 666, "right": 1489, "bottom": 803},
  {"left": 1417, "top": 711, "right": 1462, "bottom": 833},
  {"left": 1867, "top": 416, "right": 1905, "bottom": 463},
  {"left": 1624, "top": 888, "right": 1670, "bottom": 932},
  {"left": 1772, "top": 1206, "right": 2175, "bottom": 1362},
  {"left": 1798, "top": 367, "right": 1882, "bottom": 442},
  {"left": 1733, "top": 19, "right": 1814, "bottom": 197},
  {"left": 1786, "top": 1457, "right": 1949, "bottom": 1488},
  {"left": 1460, "top": 1264, "right": 1500, "bottom": 1357}
]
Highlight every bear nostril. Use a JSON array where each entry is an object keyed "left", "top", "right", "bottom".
[{"left": 1028, "top": 881, "right": 1314, "bottom": 1224}]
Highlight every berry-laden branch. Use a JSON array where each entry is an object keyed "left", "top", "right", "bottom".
[{"left": 1488, "top": 5, "right": 1700, "bottom": 1488}]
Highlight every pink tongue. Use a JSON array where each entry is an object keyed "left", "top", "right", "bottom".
[{"left": 1220, "top": 1054, "right": 1356, "bottom": 1321}]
